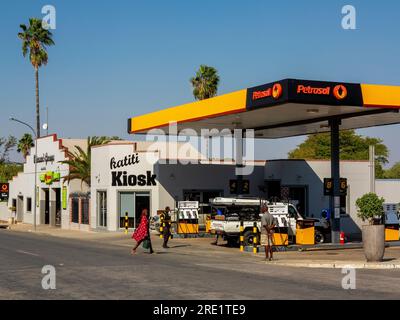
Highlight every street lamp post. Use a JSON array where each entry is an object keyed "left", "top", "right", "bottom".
[{"left": 9, "top": 117, "right": 38, "bottom": 232}]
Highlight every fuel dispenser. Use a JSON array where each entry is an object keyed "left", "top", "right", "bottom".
[
  {"left": 384, "top": 203, "right": 400, "bottom": 242},
  {"left": 177, "top": 201, "right": 199, "bottom": 234},
  {"left": 296, "top": 219, "right": 315, "bottom": 245}
]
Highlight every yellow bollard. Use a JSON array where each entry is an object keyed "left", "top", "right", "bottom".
[
  {"left": 253, "top": 222, "right": 257, "bottom": 254},
  {"left": 124, "top": 212, "right": 128, "bottom": 235},
  {"left": 239, "top": 221, "right": 244, "bottom": 252}
]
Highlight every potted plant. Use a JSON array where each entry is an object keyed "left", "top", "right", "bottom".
[
  {"left": 356, "top": 193, "right": 385, "bottom": 262},
  {"left": 8, "top": 206, "right": 16, "bottom": 225}
]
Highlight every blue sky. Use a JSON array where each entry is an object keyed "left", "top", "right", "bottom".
[{"left": 1, "top": 0, "right": 400, "bottom": 165}]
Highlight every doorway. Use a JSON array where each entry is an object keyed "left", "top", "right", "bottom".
[
  {"left": 288, "top": 186, "right": 308, "bottom": 217},
  {"left": 44, "top": 189, "right": 50, "bottom": 224},
  {"left": 97, "top": 191, "right": 107, "bottom": 228},
  {"left": 17, "top": 196, "right": 24, "bottom": 222},
  {"left": 54, "top": 188, "right": 61, "bottom": 227},
  {"left": 119, "top": 192, "right": 150, "bottom": 229}
]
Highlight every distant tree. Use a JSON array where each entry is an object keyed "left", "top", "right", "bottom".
[
  {"left": 17, "top": 133, "right": 34, "bottom": 160},
  {"left": 0, "top": 136, "right": 17, "bottom": 164},
  {"left": 18, "top": 18, "right": 55, "bottom": 138},
  {"left": 288, "top": 130, "right": 389, "bottom": 178},
  {"left": 383, "top": 162, "right": 400, "bottom": 179},
  {"left": 190, "top": 65, "right": 220, "bottom": 100},
  {"left": 0, "top": 163, "right": 23, "bottom": 183},
  {"left": 61, "top": 136, "right": 110, "bottom": 187}
]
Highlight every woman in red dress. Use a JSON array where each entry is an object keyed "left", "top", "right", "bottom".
[{"left": 131, "top": 208, "right": 154, "bottom": 255}]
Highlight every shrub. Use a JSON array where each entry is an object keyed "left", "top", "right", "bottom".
[{"left": 356, "top": 193, "right": 385, "bottom": 225}]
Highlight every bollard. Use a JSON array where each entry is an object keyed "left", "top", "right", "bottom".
[
  {"left": 253, "top": 222, "right": 258, "bottom": 254},
  {"left": 124, "top": 212, "right": 129, "bottom": 234},
  {"left": 159, "top": 214, "right": 164, "bottom": 239},
  {"left": 240, "top": 220, "right": 244, "bottom": 252}
]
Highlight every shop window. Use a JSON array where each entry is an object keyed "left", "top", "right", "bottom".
[
  {"left": 119, "top": 192, "right": 150, "bottom": 229},
  {"left": 26, "top": 198, "right": 32, "bottom": 213},
  {"left": 183, "top": 190, "right": 223, "bottom": 215}
]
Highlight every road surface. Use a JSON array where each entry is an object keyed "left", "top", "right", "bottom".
[{"left": 1, "top": 230, "right": 400, "bottom": 299}]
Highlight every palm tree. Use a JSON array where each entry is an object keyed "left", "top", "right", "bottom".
[
  {"left": 17, "top": 133, "right": 34, "bottom": 160},
  {"left": 190, "top": 65, "right": 220, "bottom": 100},
  {"left": 61, "top": 136, "right": 111, "bottom": 187},
  {"left": 18, "top": 18, "right": 55, "bottom": 138}
]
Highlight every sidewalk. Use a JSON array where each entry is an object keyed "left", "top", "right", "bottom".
[{"left": 4, "top": 223, "right": 400, "bottom": 270}]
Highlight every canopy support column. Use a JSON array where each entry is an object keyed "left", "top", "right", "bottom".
[
  {"left": 234, "top": 129, "right": 244, "bottom": 196},
  {"left": 329, "top": 119, "right": 341, "bottom": 244}
]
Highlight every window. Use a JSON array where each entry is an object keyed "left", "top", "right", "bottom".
[
  {"left": 183, "top": 190, "right": 223, "bottom": 214},
  {"left": 27, "top": 198, "right": 32, "bottom": 213}
]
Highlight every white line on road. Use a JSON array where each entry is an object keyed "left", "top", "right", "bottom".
[{"left": 16, "top": 250, "right": 39, "bottom": 257}]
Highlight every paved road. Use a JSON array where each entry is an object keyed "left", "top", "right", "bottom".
[{"left": 1, "top": 229, "right": 400, "bottom": 299}]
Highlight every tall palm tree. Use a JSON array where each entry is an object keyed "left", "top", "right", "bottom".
[
  {"left": 61, "top": 136, "right": 111, "bottom": 187},
  {"left": 190, "top": 65, "right": 220, "bottom": 100},
  {"left": 18, "top": 18, "right": 55, "bottom": 138},
  {"left": 17, "top": 133, "right": 34, "bottom": 160}
]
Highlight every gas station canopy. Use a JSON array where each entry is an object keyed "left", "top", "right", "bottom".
[{"left": 128, "top": 79, "right": 400, "bottom": 138}]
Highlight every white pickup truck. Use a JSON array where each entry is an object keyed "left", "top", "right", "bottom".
[{"left": 210, "top": 197, "right": 330, "bottom": 246}]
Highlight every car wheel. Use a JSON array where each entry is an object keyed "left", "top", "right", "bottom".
[
  {"left": 243, "top": 230, "right": 259, "bottom": 247},
  {"left": 315, "top": 229, "right": 325, "bottom": 244}
]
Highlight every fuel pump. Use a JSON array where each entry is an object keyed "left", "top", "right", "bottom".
[{"left": 177, "top": 201, "right": 199, "bottom": 234}]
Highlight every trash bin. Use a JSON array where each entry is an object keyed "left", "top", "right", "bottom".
[{"left": 296, "top": 219, "right": 315, "bottom": 245}]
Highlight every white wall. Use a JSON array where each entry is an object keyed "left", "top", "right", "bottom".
[
  {"left": 0, "top": 202, "right": 10, "bottom": 222},
  {"left": 376, "top": 180, "right": 400, "bottom": 204},
  {"left": 265, "top": 160, "right": 372, "bottom": 236},
  {"left": 91, "top": 143, "right": 160, "bottom": 231}
]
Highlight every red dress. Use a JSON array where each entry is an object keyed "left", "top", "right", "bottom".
[{"left": 132, "top": 215, "right": 149, "bottom": 242}]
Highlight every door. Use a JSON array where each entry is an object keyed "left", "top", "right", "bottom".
[
  {"left": 17, "top": 196, "right": 24, "bottom": 221},
  {"left": 97, "top": 191, "right": 107, "bottom": 227},
  {"left": 135, "top": 193, "right": 150, "bottom": 228},
  {"left": 44, "top": 189, "right": 50, "bottom": 224},
  {"left": 55, "top": 188, "right": 61, "bottom": 227},
  {"left": 288, "top": 186, "right": 307, "bottom": 217}
]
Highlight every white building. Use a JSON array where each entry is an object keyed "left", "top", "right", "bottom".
[
  {"left": 7, "top": 135, "right": 89, "bottom": 230},
  {"left": 7, "top": 135, "right": 400, "bottom": 239}
]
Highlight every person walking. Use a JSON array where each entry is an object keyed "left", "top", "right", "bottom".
[
  {"left": 162, "top": 206, "right": 172, "bottom": 248},
  {"left": 260, "top": 205, "right": 276, "bottom": 261},
  {"left": 131, "top": 208, "right": 154, "bottom": 255}
]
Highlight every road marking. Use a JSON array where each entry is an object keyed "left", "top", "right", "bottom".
[{"left": 16, "top": 250, "right": 39, "bottom": 257}]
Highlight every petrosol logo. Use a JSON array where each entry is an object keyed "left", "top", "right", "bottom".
[
  {"left": 333, "top": 85, "right": 348, "bottom": 100},
  {"left": 252, "top": 83, "right": 283, "bottom": 101},
  {"left": 297, "top": 84, "right": 348, "bottom": 100},
  {"left": 297, "top": 85, "right": 331, "bottom": 95}
]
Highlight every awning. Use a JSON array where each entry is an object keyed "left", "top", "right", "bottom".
[{"left": 128, "top": 79, "right": 400, "bottom": 138}]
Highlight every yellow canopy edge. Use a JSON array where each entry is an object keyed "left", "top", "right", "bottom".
[
  {"left": 129, "top": 89, "right": 247, "bottom": 133},
  {"left": 361, "top": 84, "right": 400, "bottom": 108}
]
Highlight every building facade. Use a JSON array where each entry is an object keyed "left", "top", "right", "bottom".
[{"left": 7, "top": 135, "right": 89, "bottom": 230}]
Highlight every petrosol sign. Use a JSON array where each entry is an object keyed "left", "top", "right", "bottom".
[{"left": 110, "top": 153, "right": 157, "bottom": 187}]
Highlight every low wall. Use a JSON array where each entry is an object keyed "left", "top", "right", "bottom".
[{"left": 0, "top": 202, "right": 11, "bottom": 222}]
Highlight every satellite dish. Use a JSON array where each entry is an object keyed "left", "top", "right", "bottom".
[{"left": 42, "top": 123, "right": 48, "bottom": 130}]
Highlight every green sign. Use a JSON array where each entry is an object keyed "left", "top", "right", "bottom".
[
  {"left": 39, "top": 171, "right": 61, "bottom": 185},
  {"left": 62, "top": 186, "right": 67, "bottom": 210}
]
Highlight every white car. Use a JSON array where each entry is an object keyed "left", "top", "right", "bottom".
[{"left": 210, "top": 197, "right": 330, "bottom": 246}]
